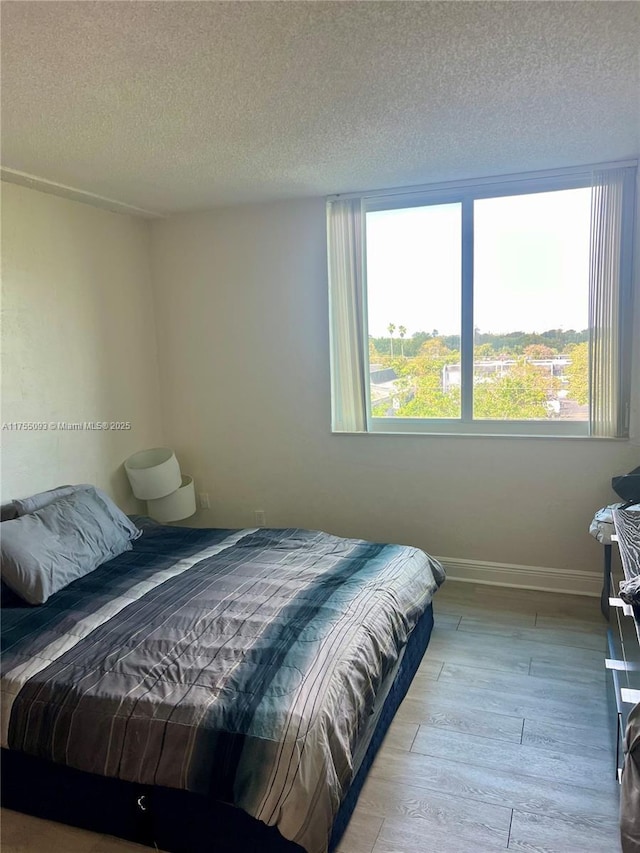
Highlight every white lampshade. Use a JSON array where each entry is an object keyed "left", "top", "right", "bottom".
[
  {"left": 147, "top": 475, "right": 196, "bottom": 523},
  {"left": 124, "top": 447, "right": 182, "bottom": 500}
]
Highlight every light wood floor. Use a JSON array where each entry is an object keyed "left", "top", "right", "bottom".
[{"left": 1, "top": 581, "right": 618, "bottom": 853}]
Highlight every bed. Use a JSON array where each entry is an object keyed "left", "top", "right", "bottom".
[{"left": 1, "top": 510, "right": 444, "bottom": 853}]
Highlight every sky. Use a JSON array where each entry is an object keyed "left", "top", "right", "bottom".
[{"left": 365, "top": 187, "right": 591, "bottom": 339}]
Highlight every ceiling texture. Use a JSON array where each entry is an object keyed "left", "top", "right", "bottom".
[{"left": 1, "top": 1, "right": 639, "bottom": 215}]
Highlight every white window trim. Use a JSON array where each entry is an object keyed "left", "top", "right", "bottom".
[
  {"left": 369, "top": 418, "right": 590, "bottom": 437},
  {"left": 328, "top": 159, "right": 638, "bottom": 203},
  {"left": 328, "top": 160, "right": 637, "bottom": 438}
]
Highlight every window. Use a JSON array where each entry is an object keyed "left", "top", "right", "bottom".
[{"left": 328, "top": 164, "right": 636, "bottom": 437}]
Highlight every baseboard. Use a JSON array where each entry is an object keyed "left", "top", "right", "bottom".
[{"left": 436, "top": 556, "right": 601, "bottom": 598}]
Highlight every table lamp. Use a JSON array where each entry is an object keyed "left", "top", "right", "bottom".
[{"left": 124, "top": 448, "right": 196, "bottom": 522}]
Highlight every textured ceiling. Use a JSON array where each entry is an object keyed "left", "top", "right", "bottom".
[{"left": 2, "top": 1, "right": 639, "bottom": 214}]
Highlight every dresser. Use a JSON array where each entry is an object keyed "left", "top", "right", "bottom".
[
  {"left": 606, "top": 544, "right": 640, "bottom": 781},
  {"left": 607, "top": 505, "right": 640, "bottom": 853}
]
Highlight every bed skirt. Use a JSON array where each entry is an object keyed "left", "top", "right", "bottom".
[{"left": 1, "top": 603, "right": 435, "bottom": 853}]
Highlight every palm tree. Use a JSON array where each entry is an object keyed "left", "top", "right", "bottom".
[
  {"left": 398, "top": 325, "right": 407, "bottom": 357},
  {"left": 387, "top": 323, "right": 396, "bottom": 357}
]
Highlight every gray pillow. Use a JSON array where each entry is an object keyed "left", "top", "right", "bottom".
[
  {"left": 0, "top": 487, "right": 141, "bottom": 605},
  {"left": 13, "top": 483, "right": 141, "bottom": 542},
  {"left": 0, "top": 504, "right": 18, "bottom": 522},
  {"left": 89, "top": 487, "right": 143, "bottom": 543},
  {"left": 13, "top": 483, "right": 92, "bottom": 516}
]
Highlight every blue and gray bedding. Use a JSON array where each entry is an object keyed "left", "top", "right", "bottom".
[{"left": 1, "top": 519, "right": 444, "bottom": 853}]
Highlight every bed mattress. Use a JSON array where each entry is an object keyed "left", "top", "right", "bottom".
[{"left": 1, "top": 520, "right": 444, "bottom": 853}]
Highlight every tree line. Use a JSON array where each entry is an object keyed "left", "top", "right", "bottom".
[{"left": 370, "top": 328, "right": 588, "bottom": 360}]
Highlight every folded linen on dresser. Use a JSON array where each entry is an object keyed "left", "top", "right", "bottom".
[
  {"left": 589, "top": 503, "right": 622, "bottom": 545},
  {"left": 620, "top": 577, "right": 640, "bottom": 606},
  {"left": 614, "top": 504, "right": 640, "bottom": 587}
]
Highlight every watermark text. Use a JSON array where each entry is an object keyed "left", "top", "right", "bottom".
[{"left": 2, "top": 421, "right": 132, "bottom": 431}]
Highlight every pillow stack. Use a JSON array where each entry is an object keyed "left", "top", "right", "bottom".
[{"left": 1, "top": 485, "right": 141, "bottom": 605}]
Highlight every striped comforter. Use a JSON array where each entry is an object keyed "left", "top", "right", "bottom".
[{"left": 1, "top": 521, "right": 444, "bottom": 853}]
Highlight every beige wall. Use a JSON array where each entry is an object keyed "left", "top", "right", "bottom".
[
  {"left": 3, "top": 180, "right": 636, "bottom": 576},
  {"left": 1, "top": 182, "right": 164, "bottom": 511},
  {"left": 151, "top": 197, "right": 639, "bottom": 576}
]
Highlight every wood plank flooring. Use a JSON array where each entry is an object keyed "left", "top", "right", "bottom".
[
  {"left": 338, "top": 581, "right": 618, "bottom": 853},
  {"left": 1, "top": 581, "right": 618, "bottom": 853}
]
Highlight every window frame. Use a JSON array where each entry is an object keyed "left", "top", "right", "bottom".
[{"left": 358, "top": 170, "right": 615, "bottom": 437}]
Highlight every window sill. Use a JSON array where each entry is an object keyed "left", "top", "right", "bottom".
[
  {"left": 368, "top": 417, "right": 597, "bottom": 438},
  {"left": 331, "top": 429, "right": 628, "bottom": 441}
]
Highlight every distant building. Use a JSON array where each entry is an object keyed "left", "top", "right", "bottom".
[
  {"left": 369, "top": 366, "right": 406, "bottom": 414},
  {"left": 370, "top": 356, "right": 586, "bottom": 420},
  {"left": 442, "top": 356, "right": 586, "bottom": 420},
  {"left": 442, "top": 357, "right": 571, "bottom": 392}
]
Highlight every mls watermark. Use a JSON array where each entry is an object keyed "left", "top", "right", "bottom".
[{"left": 2, "top": 422, "right": 132, "bottom": 431}]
